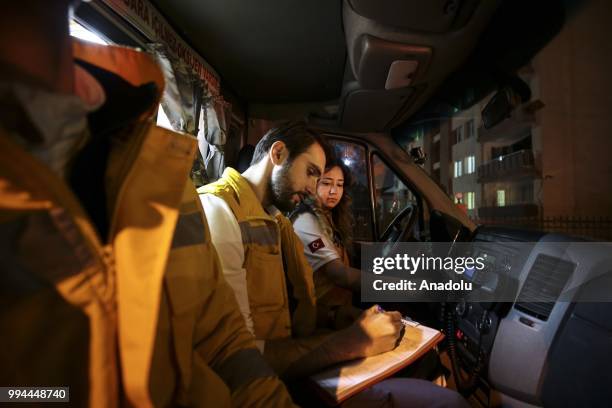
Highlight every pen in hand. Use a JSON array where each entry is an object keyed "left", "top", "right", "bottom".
[{"left": 376, "top": 305, "right": 420, "bottom": 328}]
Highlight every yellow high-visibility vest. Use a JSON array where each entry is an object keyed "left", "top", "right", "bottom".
[{"left": 200, "top": 167, "right": 317, "bottom": 340}]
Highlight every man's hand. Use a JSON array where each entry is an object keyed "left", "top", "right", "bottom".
[
  {"left": 346, "top": 305, "right": 403, "bottom": 357},
  {"left": 278, "top": 305, "right": 404, "bottom": 379}
]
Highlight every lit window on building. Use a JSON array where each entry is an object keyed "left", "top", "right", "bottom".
[
  {"left": 70, "top": 20, "right": 108, "bottom": 45},
  {"left": 497, "top": 190, "right": 506, "bottom": 207},
  {"left": 465, "top": 155, "right": 476, "bottom": 174},
  {"left": 466, "top": 192, "right": 475, "bottom": 210},
  {"left": 454, "top": 160, "right": 463, "bottom": 178}
]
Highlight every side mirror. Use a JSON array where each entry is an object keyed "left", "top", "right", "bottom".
[
  {"left": 410, "top": 146, "right": 427, "bottom": 165},
  {"left": 481, "top": 88, "right": 516, "bottom": 129},
  {"left": 482, "top": 75, "right": 532, "bottom": 129}
]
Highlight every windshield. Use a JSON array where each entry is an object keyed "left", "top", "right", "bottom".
[{"left": 393, "top": 3, "right": 612, "bottom": 241}]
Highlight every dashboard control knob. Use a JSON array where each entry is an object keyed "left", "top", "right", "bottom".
[
  {"left": 455, "top": 299, "right": 467, "bottom": 317},
  {"left": 478, "top": 313, "right": 492, "bottom": 334}
]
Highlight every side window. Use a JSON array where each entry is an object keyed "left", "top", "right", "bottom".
[
  {"left": 372, "top": 154, "right": 419, "bottom": 238},
  {"left": 329, "top": 140, "right": 374, "bottom": 242}
]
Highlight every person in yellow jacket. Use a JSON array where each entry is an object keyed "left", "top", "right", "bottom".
[
  {"left": 0, "top": 1, "right": 294, "bottom": 407},
  {"left": 200, "top": 123, "right": 402, "bottom": 370},
  {"left": 200, "top": 122, "right": 469, "bottom": 406}
]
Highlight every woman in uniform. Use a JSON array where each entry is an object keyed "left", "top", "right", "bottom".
[{"left": 291, "top": 158, "right": 363, "bottom": 329}]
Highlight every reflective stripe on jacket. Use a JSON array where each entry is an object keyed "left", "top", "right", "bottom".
[
  {"left": 0, "top": 40, "right": 193, "bottom": 407},
  {"left": 200, "top": 167, "right": 317, "bottom": 340}
]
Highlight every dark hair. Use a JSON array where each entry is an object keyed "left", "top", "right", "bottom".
[
  {"left": 322, "top": 157, "right": 354, "bottom": 250},
  {"left": 250, "top": 121, "right": 330, "bottom": 166}
]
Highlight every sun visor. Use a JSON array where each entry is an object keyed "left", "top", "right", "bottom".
[
  {"left": 354, "top": 35, "right": 431, "bottom": 90},
  {"left": 337, "top": 0, "right": 498, "bottom": 132},
  {"left": 339, "top": 82, "right": 425, "bottom": 131}
]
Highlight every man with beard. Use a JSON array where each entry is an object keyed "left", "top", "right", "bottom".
[{"left": 200, "top": 122, "right": 469, "bottom": 407}]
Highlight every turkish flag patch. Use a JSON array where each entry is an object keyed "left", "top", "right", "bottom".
[{"left": 308, "top": 238, "right": 325, "bottom": 253}]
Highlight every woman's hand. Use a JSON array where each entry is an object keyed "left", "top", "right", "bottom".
[{"left": 319, "top": 259, "right": 362, "bottom": 292}]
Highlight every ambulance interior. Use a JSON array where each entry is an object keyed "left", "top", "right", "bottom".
[{"left": 73, "top": 0, "right": 612, "bottom": 406}]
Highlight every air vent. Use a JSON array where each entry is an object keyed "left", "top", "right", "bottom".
[{"left": 515, "top": 254, "right": 575, "bottom": 321}]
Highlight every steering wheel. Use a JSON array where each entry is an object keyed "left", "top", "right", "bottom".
[{"left": 380, "top": 204, "right": 419, "bottom": 243}]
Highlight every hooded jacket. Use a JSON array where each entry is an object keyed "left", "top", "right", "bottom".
[{"left": 0, "top": 39, "right": 293, "bottom": 408}]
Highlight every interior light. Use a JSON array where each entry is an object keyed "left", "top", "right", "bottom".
[{"left": 70, "top": 20, "right": 108, "bottom": 45}]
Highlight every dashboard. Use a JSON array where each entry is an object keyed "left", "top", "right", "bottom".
[{"left": 448, "top": 226, "right": 612, "bottom": 407}]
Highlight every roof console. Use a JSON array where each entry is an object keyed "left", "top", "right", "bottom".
[
  {"left": 339, "top": 0, "right": 500, "bottom": 132},
  {"left": 348, "top": 0, "right": 480, "bottom": 33}
]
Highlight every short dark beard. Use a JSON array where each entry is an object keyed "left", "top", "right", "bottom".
[{"left": 269, "top": 161, "right": 298, "bottom": 212}]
